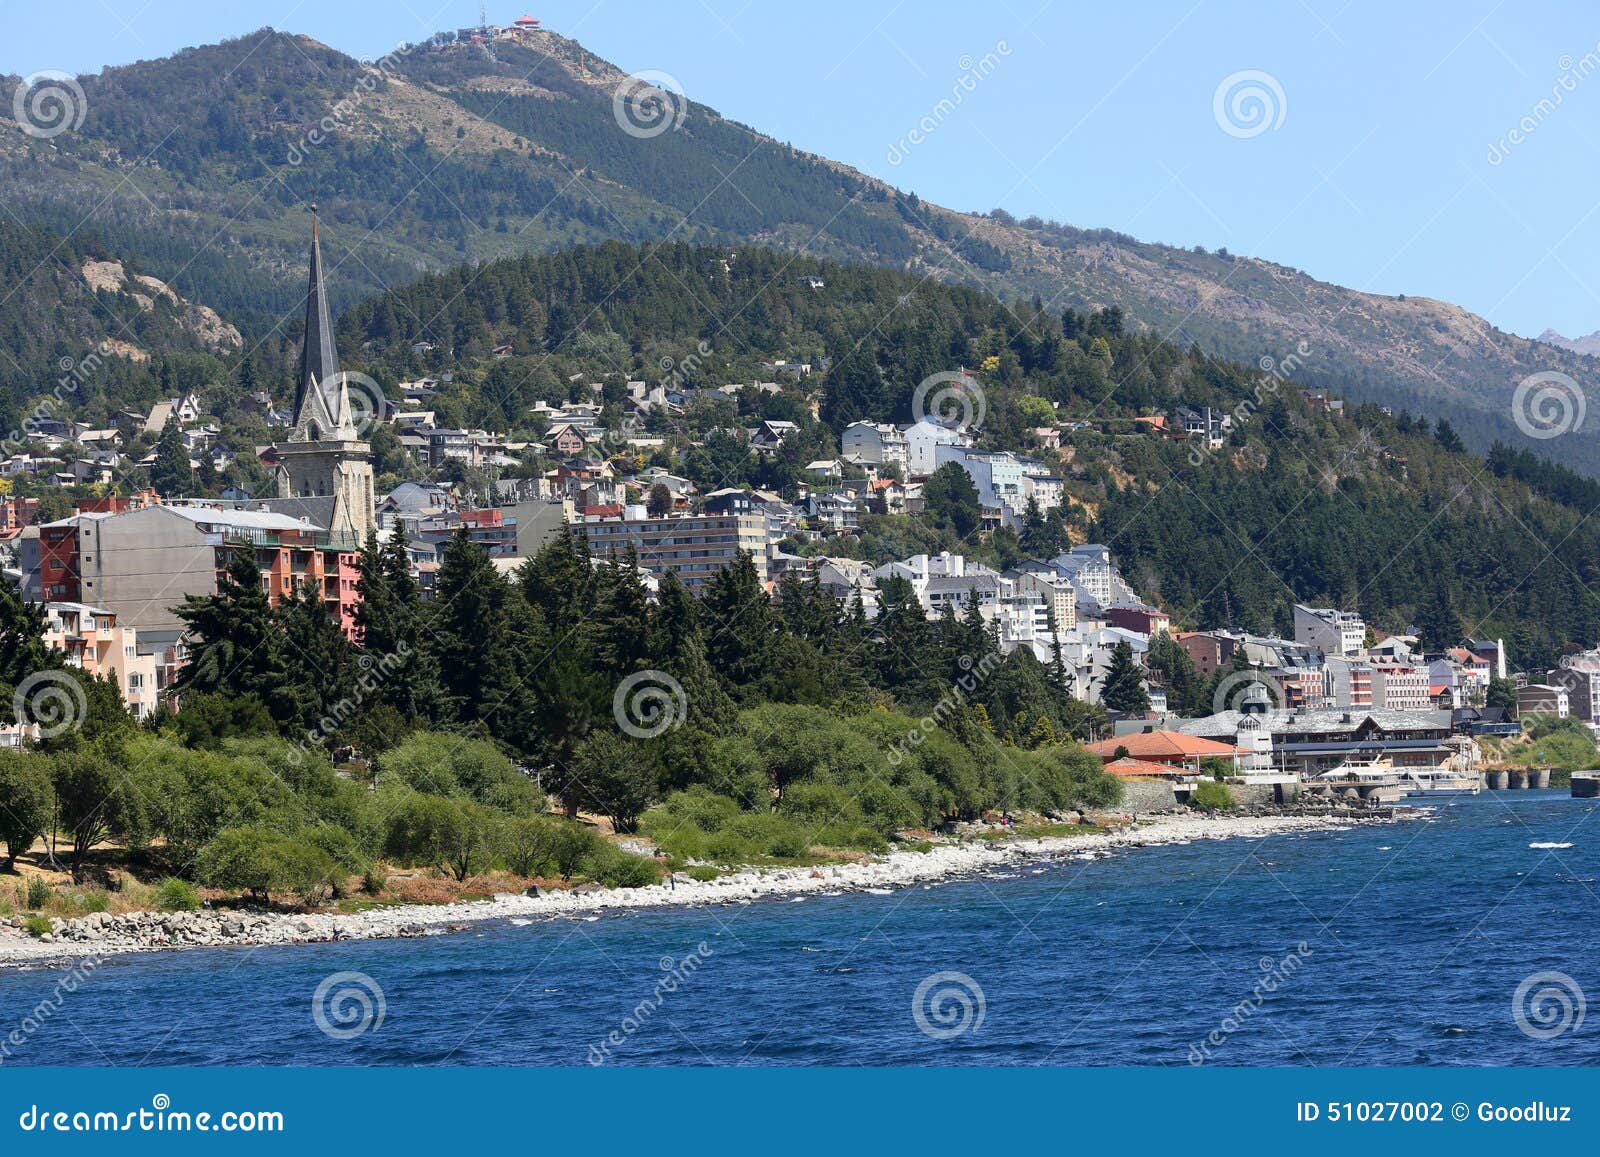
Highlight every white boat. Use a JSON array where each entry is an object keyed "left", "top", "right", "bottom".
[
  {"left": 1311, "top": 756, "right": 1406, "bottom": 803},
  {"left": 1399, "top": 769, "right": 1482, "bottom": 797}
]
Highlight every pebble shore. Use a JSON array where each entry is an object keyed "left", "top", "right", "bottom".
[{"left": 0, "top": 808, "right": 1408, "bottom": 967}]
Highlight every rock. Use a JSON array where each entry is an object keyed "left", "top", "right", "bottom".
[
  {"left": 524, "top": 886, "right": 540, "bottom": 897},
  {"left": 572, "top": 882, "right": 605, "bottom": 894}
]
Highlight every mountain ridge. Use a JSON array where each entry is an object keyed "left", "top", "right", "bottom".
[{"left": 4, "top": 25, "right": 1600, "bottom": 471}]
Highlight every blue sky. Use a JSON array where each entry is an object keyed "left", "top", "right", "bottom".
[{"left": 8, "top": 1, "right": 1600, "bottom": 339}]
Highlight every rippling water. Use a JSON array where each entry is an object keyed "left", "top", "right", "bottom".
[{"left": 4, "top": 792, "right": 1598, "bottom": 1066}]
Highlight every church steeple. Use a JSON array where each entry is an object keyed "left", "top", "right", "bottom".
[
  {"left": 273, "top": 204, "right": 374, "bottom": 545},
  {"left": 293, "top": 203, "right": 346, "bottom": 433}
]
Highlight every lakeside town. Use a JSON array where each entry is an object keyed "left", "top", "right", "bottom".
[{"left": 0, "top": 220, "right": 1592, "bottom": 844}]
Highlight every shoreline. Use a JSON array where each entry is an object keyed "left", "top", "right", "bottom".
[{"left": 0, "top": 810, "right": 1414, "bottom": 968}]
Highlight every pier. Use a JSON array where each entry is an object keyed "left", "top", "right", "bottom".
[{"left": 1485, "top": 768, "right": 1551, "bottom": 790}]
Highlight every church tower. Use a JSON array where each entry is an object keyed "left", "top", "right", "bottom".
[{"left": 273, "top": 207, "right": 375, "bottom": 545}]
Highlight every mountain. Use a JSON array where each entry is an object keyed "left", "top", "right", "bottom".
[
  {"left": 3, "top": 25, "right": 1599, "bottom": 471},
  {"left": 1538, "top": 328, "right": 1600, "bottom": 357}
]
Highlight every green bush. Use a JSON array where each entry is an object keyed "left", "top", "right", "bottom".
[
  {"left": 155, "top": 877, "right": 201, "bottom": 912},
  {"left": 1189, "top": 781, "right": 1236, "bottom": 811},
  {"left": 25, "top": 877, "right": 50, "bottom": 910},
  {"left": 23, "top": 914, "right": 51, "bottom": 938},
  {"left": 197, "top": 826, "right": 339, "bottom": 905},
  {"left": 584, "top": 846, "right": 660, "bottom": 888}
]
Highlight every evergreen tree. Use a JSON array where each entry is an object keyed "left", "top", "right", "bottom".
[
  {"left": 278, "top": 579, "right": 355, "bottom": 743},
  {"left": 653, "top": 570, "right": 733, "bottom": 730},
  {"left": 148, "top": 422, "right": 193, "bottom": 497},
  {"left": 872, "top": 574, "right": 935, "bottom": 698},
  {"left": 0, "top": 577, "right": 57, "bottom": 725},
  {"left": 1417, "top": 583, "right": 1465, "bottom": 654},
  {"left": 353, "top": 532, "right": 446, "bottom": 721},
  {"left": 922, "top": 461, "right": 982, "bottom": 538},
  {"left": 701, "top": 551, "right": 776, "bottom": 701},
  {"left": 1100, "top": 640, "right": 1151, "bottom": 714},
  {"left": 591, "top": 549, "right": 653, "bottom": 677},
  {"left": 431, "top": 529, "right": 531, "bottom": 743},
  {"left": 174, "top": 553, "right": 296, "bottom": 723}
]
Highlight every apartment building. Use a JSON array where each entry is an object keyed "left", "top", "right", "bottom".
[{"left": 581, "top": 513, "right": 769, "bottom": 591}]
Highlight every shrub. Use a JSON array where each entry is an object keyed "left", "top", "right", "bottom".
[
  {"left": 503, "top": 816, "right": 565, "bottom": 878},
  {"left": 23, "top": 914, "right": 51, "bottom": 938},
  {"left": 196, "top": 826, "right": 339, "bottom": 905},
  {"left": 1190, "top": 781, "right": 1236, "bottom": 811},
  {"left": 584, "top": 846, "right": 660, "bottom": 888},
  {"left": 25, "top": 877, "right": 50, "bottom": 910},
  {"left": 155, "top": 877, "right": 201, "bottom": 912}
]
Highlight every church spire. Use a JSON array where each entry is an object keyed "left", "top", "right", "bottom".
[{"left": 293, "top": 203, "right": 343, "bottom": 431}]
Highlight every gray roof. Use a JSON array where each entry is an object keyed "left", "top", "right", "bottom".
[
  {"left": 1178, "top": 707, "right": 1452, "bottom": 738},
  {"left": 924, "top": 574, "right": 1000, "bottom": 595}
]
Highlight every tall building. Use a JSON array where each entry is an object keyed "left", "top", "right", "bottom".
[
  {"left": 1293, "top": 604, "right": 1366, "bottom": 657},
  {"left": 272, "top": 208, "right": 375, "bottom": 546}
]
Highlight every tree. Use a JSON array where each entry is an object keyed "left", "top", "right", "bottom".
[
  {"left": 166, "top": 692, "right": 279, "bottom": 750},
  {"left": 1417, "top": 583, "right": 1464, "bottom": 654},
  {"left": 0, "top": 750, "right": 52, "bottom": 869},
  {"left": 646, "top": 482, "right": 673, "bottom": 518},
  {"left": 572, "top": 730, "right": 657, "bottom": 834},
  {"left": 1486, "top": 676, "right": 1519, "bottom": 714},
  {"left": 922, "top": 461, "right": 982, "bottom": 538},
  {"left": 148, "top": 422, "right": 193, "bottom": 497},
  {"left": 278, "top": 579, "right": 355, "bottom": 743},
  {"left": 174, "top": 552, "right": 296, "bottom": 723},
  {"left": 1100, "top": 641, "right": 1150, "bottom": 714},
  {"left": 353, "top": 532, "right": 445, "bottom": 722},
  {"left": 197, "top": 826, "right": 339, "bottom": 905},
  {"left": 384, "top": 793, "right": 501, "bottom": 882},
  {"left": 701, "top": 552, "right": 777, "bottom": 701},
  {"left": 51, "top": 745, "right": 146, "bottom": 878},
  {"left": 503, "top": 816, "right": 563, "bottom": 878},
  {"left": 0, "top": 577, "right": 57, "bottom": 726},
  {"left": 431, "top": 529, "right": 531, "bottom": 743}
]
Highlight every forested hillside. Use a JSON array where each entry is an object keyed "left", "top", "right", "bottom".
[
  {"left": 4, "top": 26, "right": 1598, "bottom": 473},
  {"left": 0, "top": 219, "right": 238, "bottom": 433},
  {"left": 344, "top": 240, "right": 1600, "bottom": 669}
]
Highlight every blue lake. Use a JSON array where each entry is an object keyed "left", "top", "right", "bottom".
[{"left": 3, "top": 791, "right": 1598, "bottom": 1066}]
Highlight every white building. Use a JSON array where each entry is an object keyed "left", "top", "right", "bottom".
[{"left": 903, "top": 418, "right": 972, "bottom": 476}]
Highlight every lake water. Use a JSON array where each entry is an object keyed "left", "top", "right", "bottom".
[{"left": 3, "top": 791, "right": 1597, "bottom": 1066}]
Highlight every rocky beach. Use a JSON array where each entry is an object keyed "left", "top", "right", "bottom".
[{"left": 0, "top": 809, "right": 1413, "bottom": 968}]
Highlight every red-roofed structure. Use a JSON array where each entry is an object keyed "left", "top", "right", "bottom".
[
  {"left": 1086, "top": 730, "right": 1248, "bottom": 769},
  {"left": 1103, "top": 756, "right": 1199, "bottom": 780}
]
